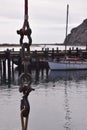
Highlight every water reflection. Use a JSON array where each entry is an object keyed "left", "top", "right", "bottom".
[
  {"left": 48, "top": 70, "right": 87, "bottom": 130},
  {"left": 48, "top": 70, "right": 87, "bottom": 81},
  {"left": 1, "top": 69, "right": 87, "bottom": 130},
  {"left": 64, "top": 81, "right": 72, "bottom": 130}
]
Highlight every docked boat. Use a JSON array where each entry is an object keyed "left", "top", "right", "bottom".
[
  {"left": 48, "top": 58, "right": 87, "bottom": 70},
  {"left": 48, "top": 5, "right": 87, "bottom": 71}
]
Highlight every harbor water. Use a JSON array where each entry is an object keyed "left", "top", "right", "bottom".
[
  {"left": 0, "top": 44, "right": 86, "bottom": 51},
  {"left": 0, "top": 70, "right": 87, "bottom": 130}
]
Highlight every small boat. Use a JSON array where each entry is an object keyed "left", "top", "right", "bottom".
[
  {"left": 48, "top": 5, "right": 87, "bottom": 71},
  {"left": 48, "top": 58, "right": 87, "bottom": 70}
]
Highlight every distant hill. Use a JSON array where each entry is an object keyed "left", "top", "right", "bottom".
[{"left": 64, "top": 19, "right": 87, "bottom": 45}]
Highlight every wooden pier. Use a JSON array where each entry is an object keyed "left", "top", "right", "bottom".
[{"left": 0, "top": 44, "right": 87, "bottom": 85}]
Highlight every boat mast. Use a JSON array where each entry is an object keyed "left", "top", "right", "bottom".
[{"left": 65, "top": 4, "right": 69, "bottom": 56}]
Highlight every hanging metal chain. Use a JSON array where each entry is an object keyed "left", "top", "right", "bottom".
[
  {"left": 17, "top": 0, "right": 32, "bottom": 49},
  {"left": 17, "top": 1, "right": 34, "bottom": 130}
]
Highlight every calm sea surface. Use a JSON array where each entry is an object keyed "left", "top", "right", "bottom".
[
  {"left": 0, "top": 44, "right": 86, "bottom": 51},
  {"left": 0, "top": 70, "right": 87, "bottom": 130}
]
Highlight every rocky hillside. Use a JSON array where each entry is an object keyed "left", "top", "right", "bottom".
[{"left": 64, "top": 19, "right": 87, "bottom": 45}]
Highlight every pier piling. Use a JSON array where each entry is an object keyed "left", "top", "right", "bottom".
[{"left": 2, "top": 59, "right": 6, "bottom": 84}]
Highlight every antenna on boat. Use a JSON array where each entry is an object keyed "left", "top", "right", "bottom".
[{"left": 65, "top": 4, "right": 69, "bottom": 56}]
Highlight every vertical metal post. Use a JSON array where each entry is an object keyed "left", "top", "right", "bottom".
[
  {"left": 12, "top": 60, "right": 14, "bottom": 83},
  {"left": 7, "top": 50, "right": 11, "bottom": 85},
  {"left": 3, "top": 59, "right": 6, "bottom": 84},
  {"left": 0, "top": 60, "right": 3, "bottom": 84}
]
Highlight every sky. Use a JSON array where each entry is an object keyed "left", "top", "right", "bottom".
[{"left": 0, "top": 0, "right": 87, "bottom": 44}]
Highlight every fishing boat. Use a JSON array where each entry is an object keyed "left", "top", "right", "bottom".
[{"left": 48, "top": 4, "right": 87, "bottom": 70}]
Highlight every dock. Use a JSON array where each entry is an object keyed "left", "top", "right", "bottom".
[{"left": 0, "top": 44, "right": 87, "bottom": 86}]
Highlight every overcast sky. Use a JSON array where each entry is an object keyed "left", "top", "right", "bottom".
[{"left": 0, "top": 0, "right": 87, "bottom": 44}]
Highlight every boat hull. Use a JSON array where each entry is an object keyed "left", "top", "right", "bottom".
[{"left": 48, "top": 61, "right": 87, "bottom": 70}]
